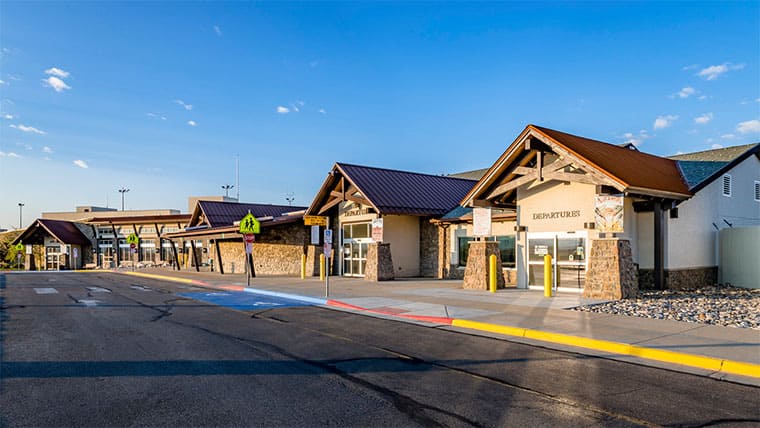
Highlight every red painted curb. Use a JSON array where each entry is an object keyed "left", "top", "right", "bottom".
[{"left": 327, "top": 300, "right": 453, "bottom": 325}]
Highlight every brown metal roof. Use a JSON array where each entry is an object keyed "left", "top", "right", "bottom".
[
  {"left": 308, "top": 163, "right": 477, "bottom": 216},
  {"left": 14, "top": 219, "right": 91, "bottom": 246},
  {"left": 532, "top": 125, "right": 691, "bottom": 197},
  {"left": 196, "top": 201, "right": 307, "bottom": 228}
]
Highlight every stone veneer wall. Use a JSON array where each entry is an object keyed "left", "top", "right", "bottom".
[
  {"left": 214, "top": 222, "right": 314, "bottom": 276},
  {"left": 583, "top": 239, "right": 638, "bottom": 299},
  {"left": 462, "top": 241, "right": 505, "bottom": 290},
  {"left": 419, "top": 218, "right": 439, "bottom": 278},
  {"left": 365, "top": 243, "right": 394, "bottom": 281},
  {"left": 638, "top": 267, "right": 718, "bottom": 290},
  {"left": 74, "top": 223, "right": 97, "bottom": 265}
]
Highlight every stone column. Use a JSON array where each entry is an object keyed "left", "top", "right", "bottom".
[
  {"left": 365, "top": 242, "right": 394, "bottom": 281},
  {"left": 462, "top": 241, "right": 505, "bottom": 290},
  {"left": 583, "top": 239, "right": 638, "bottom": 299},
  {"left": 305, "top": 245, "right": 322, "bottom": 276}
]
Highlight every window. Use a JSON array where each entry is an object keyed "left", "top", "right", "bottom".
[
  {"left": 458, "top": 235, "right": 516, "bottom": 268},
  {"left": 755, "top": 181, "right": 760, "bottom": 202},
  {"left": 722, "top": 174, "right": 731, "bottom": 197}
]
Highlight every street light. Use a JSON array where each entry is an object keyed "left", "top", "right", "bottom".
[
  {"left": 222, "top": 184, "right": 234, "bottom": 198},
  {"left": 18, "top": 203, "right": 24, "bottom": 229},
  {"left": 118, "top": 187, "right": 130, "bottom": 211}
]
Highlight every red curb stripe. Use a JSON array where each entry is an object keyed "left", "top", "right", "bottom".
[{"left": 327, "top": 300, "right": 453, "bottom": 325}]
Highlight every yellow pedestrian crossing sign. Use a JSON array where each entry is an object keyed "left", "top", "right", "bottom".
[
  {"left": 126, "top": 233, "right": 139, "bottom": 245},
  {"left": 15, "top": 242, "right": 23, "bottom": 251},
  {"left": 239, "top": 212, "right": 260, "bottom": 234}
]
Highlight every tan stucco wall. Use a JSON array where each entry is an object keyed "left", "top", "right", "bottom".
[
  {"left": 518, "top": 181, "right": 596, "bottom": 233},
  {"left": 383, "top": 215, "right": 420, "bottom": 277}
]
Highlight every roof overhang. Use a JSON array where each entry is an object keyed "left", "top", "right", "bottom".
[{"left": 305, "top": 163, "right": 380, "bottom": 216}]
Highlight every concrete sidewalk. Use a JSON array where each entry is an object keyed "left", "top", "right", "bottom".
[{"left": 116, "top": 268, "right": 760, "bottom": 386}]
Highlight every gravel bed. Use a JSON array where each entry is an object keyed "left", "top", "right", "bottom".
[{"left": 572, "top": 286, "right": 760, "bottom": 329}]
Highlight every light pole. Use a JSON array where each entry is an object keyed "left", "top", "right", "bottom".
[
  {"left": 18, "top": 203, "right": 24, "bottom": 229},
  {"left": 118, "top": 187, "right": 130, "bottom": 211},
  {"left": 285, "top": 192, "right": 295, "bottom": 206},
  {"left": 222, "top": 184, "right": 234, "bottom": 198}
]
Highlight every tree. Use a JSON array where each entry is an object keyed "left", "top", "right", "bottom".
[{"left": 0, "top": 230, "right": 22, "bottom": 269}]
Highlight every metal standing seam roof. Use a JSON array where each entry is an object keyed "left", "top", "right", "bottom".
[
  {"left": 531, "top": 125, "right": 692, "bottom": 197},
  {"left": 336, "top": 163, "right": 478, "bottom": 216},
  {"left": 197, "top": 201, "right": 308, "bottom": 228},
  {"left": 14, "top": 219, "right": 91, "bottom": 246},
  {"left": 668, "top": 143, "right": 758, "bottom": 162}
]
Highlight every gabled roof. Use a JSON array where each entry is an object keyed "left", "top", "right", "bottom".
[
  {"left": 13, "top": 219, "right": 91, "bottom": 246},
  {"left": 189, "top": 201, "right": 307, "bottom": 228},
  {"left": 672, "top": 143, "right": 760, "bottom": 193},
  {"left": 307, "top": 163, "right": 477, "bottom": 217},
  {"left": 463, "top": 125, "right": 692, "bottom": 206}
]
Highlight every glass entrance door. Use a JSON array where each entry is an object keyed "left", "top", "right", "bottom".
[
  {"left": 341, "top": 223, "right": 371, "bottom": 277},
  {"left": 528, "top": 232, "right": 587, "bottom": 290}
]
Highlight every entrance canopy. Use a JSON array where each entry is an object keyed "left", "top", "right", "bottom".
[
  {"left": 462, "top": 125, "right": 692, "bottom": 208},
  {"left": 13, "top": 219, "right": 91, "bottom": 246},
  {"left": 306, "top": 162, "right": 477, "bottom": 216}
]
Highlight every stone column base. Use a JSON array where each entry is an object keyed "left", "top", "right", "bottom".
[
  {"left": 463, "top": 241, "right": 505, "bottom": 290},
  {"left": 365, "top": 243, "right": 394, "bottom": 281},
  {"left": 584, "top": 239, "right": 638, "bottom": 299}
]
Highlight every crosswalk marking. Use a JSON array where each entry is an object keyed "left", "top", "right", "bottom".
[
  {"left": 86, "top": 287, "right": 111, "bottom": 293},
  {"left": 34, "top": 288, "right": 58, "bottom": 294}
]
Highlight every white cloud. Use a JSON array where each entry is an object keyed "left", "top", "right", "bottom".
[
  {"left": 711, "top": 143, "right": 723, "bottom": 149},
  {"left": 694, "top": 113, "right": 713, "bottom": 124},
  {"left": 721, "top": 134, "right": 736, "bottom": 140},
  {"left": 146, "top": 113, "right": 167, "bottom": 120},
  {"left": 698, "top": 95, "right": 708, "bottom": 101},
  {"left": 2, "top": 114, "right": 15, "bottom": 119},
  {"left": 44, "top": 67, "right": 70, "bottom": 78},
  {"left": 42, "top": 76, "right": 71, "bottom": 92},
  {"left": 21, "top": 143, "right": 32, "bottom": 151},
  {"left": 756, "top": 98, "right": 760, "bottom": 103},
  {"left": 736, "top": 119, "right": 760, "bottom": 134},
  {"left": 9, "top": 124, "right": 46, "bottom": 135},
  {"left": 318, "top": 108, "right": 326, "bottom": 115},
  {"left": 73, "top": 159, "right": 88, "bottom": 169},
  {"left": 174, "top": 99, "right": 193, "bottom": 110},
  {"left": 213, "top": 25, "right": 222, "bottom": 36},
  {"left": 0, "top": 79, "right": 5, "bottom": 86},
  {"left": 276, "top": 106, "right": 290, "bottom": 114},
  {"left": 187, "top": 120, "right": 197, "bottom": 126},
  {"left": 653, "top": 115, "right": 678, "bottom": 130},
  {"left": 0, "top": 151, "right": 21, "bottom": 158},
  {"left": 697, "top": 62, "right": 745, "bottom": 80},
  {"left": 42, "top": 146, "right": 53, "bottom": 153},
  {"left": 678, "top": 87, "right": 696, "bottom": 98},
  {"left": 621, "top": 130, "right": 651, "bottom": 147},
  {"left": 682, "top": 64, "right": 699, "bottom": 71}
]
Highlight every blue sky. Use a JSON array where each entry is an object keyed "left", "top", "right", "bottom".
[{"left": 1, "top": 1, "right": 758, "bottom": 229}]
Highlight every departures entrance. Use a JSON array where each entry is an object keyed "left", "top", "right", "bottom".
[{"left": 527, "top": 231, "right": 587, "bottom": 290}]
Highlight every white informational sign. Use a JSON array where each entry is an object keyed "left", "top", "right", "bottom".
[
  {"left": 371, "top": 218, "right": 383, "bottom": 242},
  {"left": 245, "top": 242, "right": 253, "bottom": 254},
  {"left": 60, "top": 245, "right": 68, "bottom": 254},
  {"left": 323, "top": 243, "right": 332, "bottom": 257},
  {"left": 534, "top": 245, "right": 548, "bottom": 256},
  {"left": 26, "top": 245, "right": 32, "bottom": 255},
  {"left": 473, "top": 207, "right": 492, "bottom": 237},
  {"left": 73, "top": 247, "right": 78, "bottom": 258},
  {"left": 311, "top": 225, "right": 320, "bottom": 245},
  {"left": 324, "top": 229, "right": 333, "bottom": 244}
]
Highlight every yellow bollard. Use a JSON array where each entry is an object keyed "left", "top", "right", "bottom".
[
  {"left": 489, "top": 254, "right": 498, "bottom": 293},
  {"left": 301, "top": 254, "right": 307, "bottom": 279},
  {"left": 319, "top": 254, "right": 325, "bottom": 281},
  {"left": 544, "top": 254, "right": 552, "bottom": 297}
]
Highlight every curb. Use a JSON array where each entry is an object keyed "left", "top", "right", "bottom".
[{"left": 103, "top": 270, "right": 760, "bottom": 381}]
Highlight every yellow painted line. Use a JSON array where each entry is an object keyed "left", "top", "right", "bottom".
[
  {"left": 118, "top": 271, "right": 199, "bottom": 285},
  {"left": 451, "top": 319, "right": 760, "bottom": 379}
]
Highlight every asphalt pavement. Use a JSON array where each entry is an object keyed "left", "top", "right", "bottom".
[
  {"left": 117, "top": 268, "right": 760, "bottom": 385},
  {"left": 1, "top": 271, "right": 758, "bottom": 427}
]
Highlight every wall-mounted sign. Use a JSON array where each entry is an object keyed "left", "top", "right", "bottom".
[
  {"left": 532, "top": 210, "right": 581, "bottom": 220},
  {"left": 534, "top": 245, "right": 548, "bottom": 256},
  {"left": 304, "top": 215, "right": 327, "bottom": 226},
  {"left": 594, "top": 194, "right": 624, "bottom": 233},
  {"left": 311, "top": 225, "right": 320, "bottom": 245},
  {"left": 341, "top": 208, "right": 371, "bottom": 218},
  {"left": 473, "top": 207, "right": 492, "bottom": 237},
  {"left": 371, "top": 218, "right": 383, "bottom": 242}
]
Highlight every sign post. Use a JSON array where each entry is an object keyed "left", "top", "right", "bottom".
[
  {"left": 323, "top": 223, "right": 332, "bottom": 297},
  {"left": 239, "top": 212, "right": 261, "bottom": 288},
  {"left": 127, "top": 233, "right": 139, "bottom": 272}
]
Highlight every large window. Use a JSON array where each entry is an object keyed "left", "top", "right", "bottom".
[{"left": 458, "top": 236, "right": 516, "bottom": 268}]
